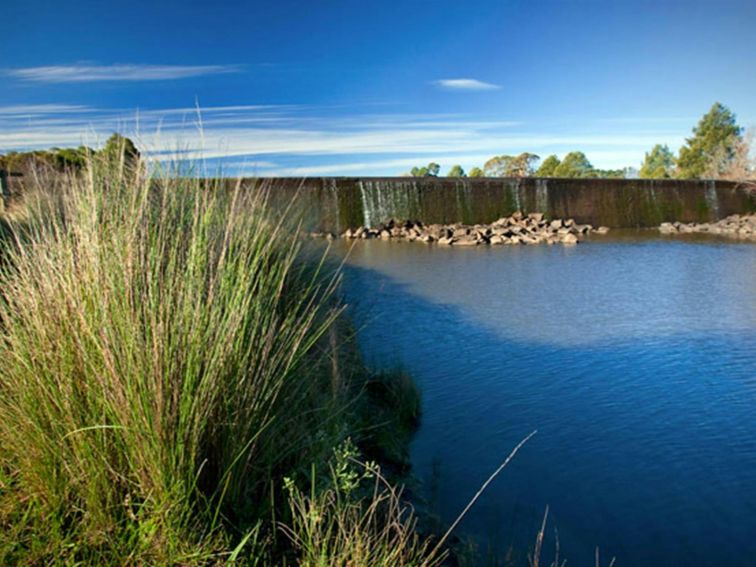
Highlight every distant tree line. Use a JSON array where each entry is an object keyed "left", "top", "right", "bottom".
[
  {"left": 0, "top": 133, "right": 140, "bottom": 174},
  {"left": 407, "top": 102, "right": 752, "bottom": 180}
]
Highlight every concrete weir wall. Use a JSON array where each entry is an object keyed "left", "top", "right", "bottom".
[{"left": 251, "top": 177, "right": 755, "bottom": 233}]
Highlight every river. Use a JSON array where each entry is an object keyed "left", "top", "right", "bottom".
[{"left": 337, "top": 232, "right": 756, "bottom": 566}]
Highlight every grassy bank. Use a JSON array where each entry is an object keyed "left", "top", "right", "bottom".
[{"left": 0, "top": 149, "right": 440, "bottom": 565}]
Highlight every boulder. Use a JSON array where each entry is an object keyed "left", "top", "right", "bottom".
[
  {"left": 561, "top": 233, "right": 579, "bottom": 245},
  {"left": 454, "top": 236, "right": 479, "bottom": 246}
]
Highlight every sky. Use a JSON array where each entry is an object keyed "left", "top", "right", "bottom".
[{"left": 1, "top": 0, "right": 755, "bottom": 176}]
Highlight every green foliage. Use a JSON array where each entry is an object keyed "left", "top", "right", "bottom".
[
  {"left": 639, "top": 144, "right": 675, "bottom": 178},
  {"left": 281, "top": 443, "right": 442, "bottom": 567},
  {"left": 100, "top": 133, "right": 141, "bottom": 172},
  {"left": 0, "top": 134, "right": 137, "bottom": 176},
  {"left": 483, "top": 152, "right": 539, "bottom": 177},
  {"left": 553, "top": 151, "right": 594, "bottom": 178},
  {"left": 447, "top": 164, "right": 466, "bottom": 177},
  {"left": 410, "top": 162, "right": 440, "bottom": 177},
  {"left": 535, "top": 154, "right": 560, "bottom": 177},
  {"left": 468, "top": 166, "right": 484, "bottom": 177},
  {"left": 676, "top": 102, "right": 743, "bottom": 179},
  {"left": 590, "top": 168, "right": 626, "bottom": 179},
  {"left": 0, "top": 153, "right": 349, "bottom": 563},
  {"left": 0, "top": 145, "right": 95, "bottom": 173}
]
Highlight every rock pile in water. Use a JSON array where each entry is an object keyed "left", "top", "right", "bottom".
[
  {"left": 333, "top": 212, "right": 609, "bottom": 246},
  {"left": 659, "top": 214, "right": 756, "bottom": 240}
]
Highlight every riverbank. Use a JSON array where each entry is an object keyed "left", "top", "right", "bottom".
[{"left": 0, "top": 157, "right": 443, "bottom": 566}]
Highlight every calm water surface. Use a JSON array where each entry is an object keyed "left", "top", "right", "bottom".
[{"left": 337, "top": 233, "right": 756, "bottom": 566}]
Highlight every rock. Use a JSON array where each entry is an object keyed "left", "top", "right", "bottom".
[
  {"left": 437, "top": 236, "right": 454, "bottom": 245},
  {"left": 511, "top": 211, "right": 523, "bottom": 221},
  {"left": 595, "top": 226, "right": 610, "bottom": 234},
  {"left": 550, "top": 219, "right": 563, "bottom": 229},
  {"left": 561, "top": 233, "right": 579, "bottom": 245},
  {"left": 454, "top": 236, "right": 479, "bottom": 246},
  {"left": 528, "top": 212, "right": 544, "bottom": 222},
  {"left": 489, "top": 234, "right": 506, "bottom": 245},
  {"left": 659, "top": 222, "right": 677, "bottom": 234}
]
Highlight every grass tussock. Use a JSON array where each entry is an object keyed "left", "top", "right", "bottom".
[{"left": 0, "top": 148, "right": 440, "bottom": 565}]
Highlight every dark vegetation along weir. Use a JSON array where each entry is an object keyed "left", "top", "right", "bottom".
[{"left": 252, "top": 176, "right": 755, "bottom": 233}]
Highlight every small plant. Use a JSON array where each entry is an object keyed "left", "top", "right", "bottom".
[{"left": 281, "top": 441, "right": 443, "bottom": 567}]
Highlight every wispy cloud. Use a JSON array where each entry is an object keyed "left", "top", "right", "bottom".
[
  {"left": 6, "top": 64, "right": 243, "bottom": 83},
  {"left": 433, "top": 78, "right": 501, "bottom": 91},
  {"left": 0, "top": 104, "right": 95, "bottom": 115},
  {"left": 0, "top": 102, "right": 690, "bottom": 172}
]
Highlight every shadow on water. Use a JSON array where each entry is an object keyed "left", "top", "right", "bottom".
[{"left": 337, "top": 238, "right": 756, "bottom": 566}]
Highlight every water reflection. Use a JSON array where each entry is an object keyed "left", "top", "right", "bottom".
[{"left": 337, "top": 235, "right": 756, "bottom": 566}]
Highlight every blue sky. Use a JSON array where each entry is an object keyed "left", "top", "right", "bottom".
[{"left": 1, "top": 0, "right": 754, "bottom": 175}]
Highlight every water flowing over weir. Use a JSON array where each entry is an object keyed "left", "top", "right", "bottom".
[{"left": 247, "top": 177, "right": 755, "bottom": 232}]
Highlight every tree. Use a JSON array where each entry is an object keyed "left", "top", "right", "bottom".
[
  {"left": 535, "top": 154, "right": 560, "bottom": 177},
  {"left": 54, "top": 146, "right": 95, "bottom": 170},
  {"left": 101, "top": 133, "right": 141, "bottom": 171},
  {"left": 447, "top": 165, "right": 466, "bottom": 177},
  {"left": 468, "top": 167, "right": 484, "bottom": 177},
  {"left": 482, "top": 153, "right": 539, "bottom": 177},
  {"left": 676, "top": 102, "right": 742, "bottom": 179},
  {"left": 718, "top": 128, "right": 754, "bottom": 180},
  {"left": 410, "top": 162, "right": 440, "bottom": 177},
  {"left": 590, "top": 168, "right": 625, "bottom": 179},
  {"left": 639, "top": 144, "right": 675, "bottom": 179},
  {"left": 510, "top": 152, "right": 540, "bottom": 176},
  {"left": 483, "top": 155, "right": 514, "bottom": 177},
  {"left": 553, "top": 151, "right": 593, "bottom": 178}
]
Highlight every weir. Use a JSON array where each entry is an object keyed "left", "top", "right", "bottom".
[{"left": 254, "top": 177, "right": 755, "bottom": 232}]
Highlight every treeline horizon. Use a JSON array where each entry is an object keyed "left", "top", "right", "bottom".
[{"left": 408, "top": 102, "right": 753, "bottom": 181}]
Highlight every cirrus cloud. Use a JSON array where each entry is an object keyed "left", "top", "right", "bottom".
[{"left": 6, "top": 64, "right": 243, "bottom": 83}]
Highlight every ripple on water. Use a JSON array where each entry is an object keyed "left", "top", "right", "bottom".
[{"left": 339, "top": 235, "right": 756, "bottom": 567}]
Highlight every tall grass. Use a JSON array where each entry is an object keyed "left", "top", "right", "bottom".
[{"left": 0, "top": 149, "right": 438, "bottom": 565}]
